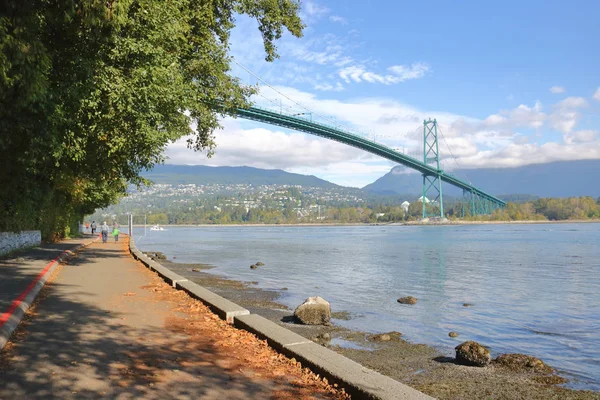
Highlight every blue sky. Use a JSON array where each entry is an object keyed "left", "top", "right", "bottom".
[{"left": 167, "top": 0, "right": 600, "bottom": 187}]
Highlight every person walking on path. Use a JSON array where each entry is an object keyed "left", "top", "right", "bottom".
[
  {"left": 85, "top": 221, "right": 90, "bottom": 233},
  {"left": 100, "top": 221, "right": 109, "bottom": 243},
  {"left": 112, "top": 227, "right": 120, "bottom": 243},
  {"left": 91, "top": 221, "right": 97, "bottom": 234}
]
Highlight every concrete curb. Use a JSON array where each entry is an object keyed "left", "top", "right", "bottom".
[
  {"left": 234, "top": 314, "right": 433, "bottom": 400},
  {"left": 0, "top": 236, "right": 100, "bottom": 351},
  {"left": 129, "top": 239, "right": 249, "bottom": 323},
  {"left": 176, "top": 280, "right": 250, "bottom": 323},
  {"left": 128, "top": 237, "right": 434, "bottom": 400}
]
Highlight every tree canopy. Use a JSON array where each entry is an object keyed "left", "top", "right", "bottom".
[{"left": 0, "top": 0, "right": 303, "bottom": 239}]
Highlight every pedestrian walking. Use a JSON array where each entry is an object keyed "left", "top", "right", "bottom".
[
  {"left": 101, "top": 221, "right": 109, "bottom": 243},
  {"left": 112, "top": 227, "right": 120, "bottom": 243},
  {"left": 85, "top": 221, "right": 90, "bottom": 233},
  {"left": 91, "top": 221, "right": 97, "bottom": 234}
]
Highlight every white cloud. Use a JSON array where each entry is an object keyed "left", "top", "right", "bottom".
[
  {"left": 165, "top": 86, "right": 600, "bottom": 187},
  {"left": 548, "top": 97, "right": 588, "bottom": 134},
  {"left": 549, "top": 109, "right": 580, "bottom": 134},
  {"left": 593, "top": 87, "right": 600, "bottom": 101},
  {"left": 329, "top": 15, "right": 347, "bottom": 25},
  {"left": 457, "top": 142, "right": 600, "bottom": 169},
  {"left": 303, "top": 0, "right": 329, "bottom": 19},
  {"left": 555, "top": 96, "right": 588, "bottom": 109},
  {"left": 387, "top": 64, "right": 430, "bottom": 81},
  {"left": 338, "top": 63, "right": 429, "bottom": 85},
  {"left": 508, "top": 102, "right": 546, "bottom": 128},
  {"left": 480, "top": 102, "right": 546, "bottom": 130},
  {"left": 167, "top": 119, "right": 365, "bottom": 171},
  {"left": 564, "top": 130, "right": 599, "bottom": 144},
  {"left": 549, "top": 86, "right": 565, "bottom": 94},
  {"left": 314, "top": 82, "right": 344, "bottom": 92},
  {"left": 289, "top": 161, "right": 393, "bottom": 187}
]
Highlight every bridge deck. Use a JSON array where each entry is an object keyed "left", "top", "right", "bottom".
[{"left": 235, "top": 106, "right": 505, "bottom": 207}]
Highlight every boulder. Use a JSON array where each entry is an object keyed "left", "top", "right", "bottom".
[
  {"left": 455, "top": 341, "right": 491, "bottom": 367},
  {"left": 373, "top": 334, "right": 391, "bottom": 342},
  {"left": 312, "top": 332, "right": 331, "bottom": 346},
  {"left": 449, "top": 331, "right": 459, "bottom": 338},
  {"left": 294, "top": 296, "right": 331, "bottom": 325},
  {"left": 256, "top": 261, "right": 265, "bottom": 266},
  {"left": 494, "top": 353, "right": 553, "bottom": 373},
  {"left": 250, "top": 264, "right": 257, "bottom": 269},
  {"left": 368, "top": 331, "right": 403, "bottom": 342},
  {"left": 191, "top": 268, "right": 201, "bottom": 272},
  {"left": 397, "top": 296, "right": 418, "bottom": 305}
]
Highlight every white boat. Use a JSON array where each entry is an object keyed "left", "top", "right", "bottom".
[{"left": 150, "top": 224, "right": 165, "bottom": 231}]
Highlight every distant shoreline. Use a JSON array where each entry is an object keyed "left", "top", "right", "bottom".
[{"left": 133, "top": 219, "right": 600, "bottom": 228}]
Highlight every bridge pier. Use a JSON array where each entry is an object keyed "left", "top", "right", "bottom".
[{"left": 422, "top": 119, "right": 444, "bottom": 219}]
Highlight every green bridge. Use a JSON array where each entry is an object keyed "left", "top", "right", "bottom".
[{"left": 235, "top": 106, "right": 506, "bottom": 218}]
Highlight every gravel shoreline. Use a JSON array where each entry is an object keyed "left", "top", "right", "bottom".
[{"left": 156, "top": 256, "right": 599, "bottom": 400}]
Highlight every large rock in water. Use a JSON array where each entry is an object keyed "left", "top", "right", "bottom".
[
  {"left": 294, "top": 296, "right": 331, "bottom": 325},
  {"left": 455, "top": 341, "right": 491, "bottom": 367},
  {"left": 397, "top": 296, "right": 418, "bottom": 305}
]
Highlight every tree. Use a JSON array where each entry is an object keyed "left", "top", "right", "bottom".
[{"left": 0, "top": 0, "right": 304, "bottom": 239}]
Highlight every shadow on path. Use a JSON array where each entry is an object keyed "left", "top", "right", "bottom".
[{"left": 0, "top": 241, "right": 337, "bottom": 400}]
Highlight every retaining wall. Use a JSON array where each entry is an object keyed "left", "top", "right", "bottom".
[{"left": 0, "top": 231, "right": 41, "bottom": 256}]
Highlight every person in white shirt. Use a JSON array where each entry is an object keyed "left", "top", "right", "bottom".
[{"left": 101, "top": 221, "right": 109, "bottom": 243}]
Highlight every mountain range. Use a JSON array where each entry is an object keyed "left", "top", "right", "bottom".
[
  {"left": 143, "top": 159, "right": 600, "bottom": 198},
  {"left": 362, "top": 159, "right": 600, "bottom": 198},
  {"left": 142, "top": 164, "right": 338, "bottom": 188}
]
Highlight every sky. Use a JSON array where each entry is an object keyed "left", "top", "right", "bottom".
[{"left": 166, "top": 0, "right": 600, "bottom": 188}]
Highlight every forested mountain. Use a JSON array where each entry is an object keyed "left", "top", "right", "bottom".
[
  {"left": 143, "top": 165, "right": 339, "bottom": 188},
  {"left": 363, "top": 160, "right": 600, "bottom": 198}
]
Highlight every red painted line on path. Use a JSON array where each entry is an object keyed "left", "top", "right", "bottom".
[{"left": 0, "top": 241, "right": 91, "bottom": 329}]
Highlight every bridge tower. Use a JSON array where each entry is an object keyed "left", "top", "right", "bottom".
[{"left": 422, "top": 119, "right": 444, "bottom": 219}]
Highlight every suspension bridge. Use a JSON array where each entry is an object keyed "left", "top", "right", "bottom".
[
  {"left": 232, "top": 106, "right": 505, "bottom": 218},
  {"left": 225, "top": 63, "right": 505, "bottom": 218}
]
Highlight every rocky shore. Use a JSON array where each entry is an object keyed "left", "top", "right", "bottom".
[{"left": 152, "top": 255, "right": 599, "bottom": 400}]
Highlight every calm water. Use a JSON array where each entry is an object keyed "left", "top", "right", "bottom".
[{"left": 134, "top": 223, "right": 600, "bottom": 391}]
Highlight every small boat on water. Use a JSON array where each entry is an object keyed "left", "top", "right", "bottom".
[{"left": 150, "top": 224, "right": 165, "bottom": 231}]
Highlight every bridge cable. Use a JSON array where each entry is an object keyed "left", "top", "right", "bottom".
[
  {"left": 233, "top": 59, "right": 439, "bottom": 170},
  {"left": 232, "top": 59, "right": 370, "bottom": 140},
  {"left": 436, "top": 123, "right": 472, "bottom": 186}
]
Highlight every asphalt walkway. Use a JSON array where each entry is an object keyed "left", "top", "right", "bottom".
[
  {"left": 0, "top": 237, "right": 92, "bottom": 328},
  {"left": 0, "top": 238, "right": 341, "bottom": 399}
]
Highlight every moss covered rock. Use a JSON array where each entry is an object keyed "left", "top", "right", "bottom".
[
  {"left": 294, "top": 296, "right": 331, "bottom": 325},
  {"left": 455, "top": 341, "right": 491, "bottom": 367},
  {"left": 494, "top": 353, "right": 553, "bottom": 373},
  {"left": 397, "top": 296, "right": 418, "bottom": 305}
]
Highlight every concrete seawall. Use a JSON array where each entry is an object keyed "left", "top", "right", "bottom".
[{"left": 128, "top": 238, "right": 434, "bottom": 400}]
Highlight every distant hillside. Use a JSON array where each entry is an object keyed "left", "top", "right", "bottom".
[
  {"left": 363, "top": 159, "right": 600, "bottom": 198},
  {"left": 142, "top": 164, "right": 339, "bottom": 188}
]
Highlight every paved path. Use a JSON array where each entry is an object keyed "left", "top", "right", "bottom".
[
  {"left": 0, "top": 237, "right": 92, "bottom": 324},
  {"left": 0, "top": 239, "right": 339, "bottom": 399}
]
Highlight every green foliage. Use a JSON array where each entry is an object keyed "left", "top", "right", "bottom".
[
  {"left": 463, "top": 197, "right": 600, "bottom": 222},
  {"left": 90, "top": 195, "right": 600, "bottom": 226},
  {"left": 0, "top": 0, "right": 303, "bottom": 240}
]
